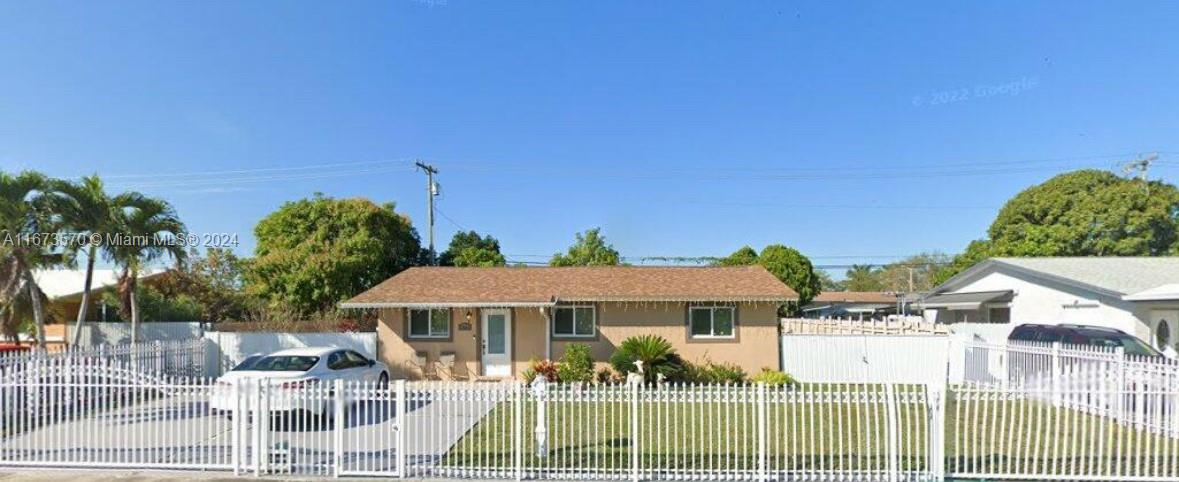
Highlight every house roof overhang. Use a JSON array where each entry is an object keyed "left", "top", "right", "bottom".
[
  {"left": 1123, "top": 284, "right": 1179, "bottom": 302},
  {"left": 920, "top": 290, "right": 1014, "bottom": 310}
]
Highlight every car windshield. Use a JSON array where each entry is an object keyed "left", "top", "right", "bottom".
[
  {"left": 249, "top": 356, "right": 320, "bottom": 372},
  {"left": 230, "top": 355, "right": 265, "bottom": 371},
  {"left": 1078, "top": 331, "right": 1161, "bottom": 357}
]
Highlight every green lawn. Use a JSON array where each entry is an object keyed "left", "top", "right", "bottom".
[{"left": 443, "top": 384, "right": 1178, "bottom": 478}]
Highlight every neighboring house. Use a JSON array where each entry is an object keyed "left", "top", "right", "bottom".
[
  {"left": 802, "top": 291, "right": 899, "bottom": 319},
  {"left": 922, "top": 257, "right": 1179, "bottom": 351},
  {"left": 32, "top": 269, "right": 166, "bottom": 323},
  {"left": 341, "top": 266, "right": 796, "bottom": 380}
]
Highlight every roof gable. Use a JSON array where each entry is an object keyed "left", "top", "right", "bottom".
[
  {"left": 342, "top": 265, "right": 797, "bottom": 307},
  {"left": 933, "top": 257, "right": 1179, "bottom": 297}
]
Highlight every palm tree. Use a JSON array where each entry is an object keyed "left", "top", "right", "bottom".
[
  {"left": 0, "top": 171, "right": 62, "bottom": 348},
  {"left": 49, "top": 175, "right": 156, "bottom": 345},
  {"left": 108, "top": 197, "right": 186, "bottom": 343}
]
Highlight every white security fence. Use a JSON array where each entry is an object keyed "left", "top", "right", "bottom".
[
  {"left": 0, "top": 339, "right": 209, "bottom": 379},
  {"left": 781, "top": 334, "right": 951, "bottom": 384}
]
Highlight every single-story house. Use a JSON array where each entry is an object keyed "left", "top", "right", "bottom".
[
  {"left": 32, "top": 268, "right": 166, "bottom": 322},
  {"left": 922, "top": 257, "right": 1179, "bottom": 351},
  {"left": 802, "top": 291, "right": 899, "bottom": 319},
  {"left": 341, "top": 265, "right": 796, "bottom": 380}
]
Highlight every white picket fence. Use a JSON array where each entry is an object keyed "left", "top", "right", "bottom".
[{"left": 1, "top": 341, "right": 1178, "bottom": 481}]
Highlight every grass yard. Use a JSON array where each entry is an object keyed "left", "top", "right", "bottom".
[{"left": 443, "top": 384, "right": 1178, "bottom": 478}]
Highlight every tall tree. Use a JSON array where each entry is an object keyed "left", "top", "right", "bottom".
[
  {"left": 0, "top": 171, "right": 61, "bottom": 347},
  {"left": 50, "top": 175, "right": 157, "bottom": 345},
  {"left": 935, "top": 169, "right": 1179, "bottom": 282},
  {"left": 717, "top": 246, "right": 759, "bottom": 266},
  {"left": 843, "top": 264, "right": 884, "bottom": 292},
  {"left": 108, "top": 197, "right": 187, "bottom": 343},
  {"left": 440, "top": 230, "right": 506, "bottom": 267},
  {"left": 717, "top": 244, "right": 821, "bottom": 309},
  {"left": 152, "top": 247, "right": 249, "bottom": 321},
  {"left": 550, "top": 228, "right": 621, "bottom": 266},
  {"left": 874, "top": 252, "right": 950, "bottom": 292},
  {"left": 757, "top": 244, "right": 821, "bottom": 308},
  {"left": 248, "top": 194, "right": 422, "bottom": 314}
]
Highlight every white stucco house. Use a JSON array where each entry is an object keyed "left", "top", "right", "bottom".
[{"left": 921, "top": 257, "right": 1179, "bottom": 350}]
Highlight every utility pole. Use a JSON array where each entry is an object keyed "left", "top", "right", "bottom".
[
  {"left": 1122, "top": 153, "right": 1158, "bottom": 194},
  {"left": 415, "top": 161, "right": 440, "bottom": 265}
]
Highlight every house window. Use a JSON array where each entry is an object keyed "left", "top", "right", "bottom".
[
  {"left": 689, "top": 306, "right": 735, "bottom": 338},
  {"left": 988, "top": 307, "right": 1011, "bottom": 324},
  {"left": 408, "top": 308, "right": 450, "bottom": 338},
  {"left": 1157, "top": 319, "right": 1172, "bottom": 349},
  {"left": 553, "top": 305, "right": 595, "bottom": 337}
]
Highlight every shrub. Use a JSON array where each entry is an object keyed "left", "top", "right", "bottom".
[
  {"left": 609, "top": 335, "right": 683, "bottom": 383},
  {"left": 594, "top": 367, "right": 616, "bottom": 385},
  {"left": 686, "top": 360, "right": 747, "bottom": 384},
  {"left": 522, "top": 368, "right": 538, "bottom": 384},
  {"left": 751, "top": 368, "right": 796, "bottom": 387},
  {"left": 556, "top": 344, "right": 595, "bottom": 383},
  {"left": 528, "top": 358, "right": 560, "bottom": 382}
]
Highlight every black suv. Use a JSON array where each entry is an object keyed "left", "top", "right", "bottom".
[{"left": 1008, "top": 323, "right": 1162, "bottom": 357}]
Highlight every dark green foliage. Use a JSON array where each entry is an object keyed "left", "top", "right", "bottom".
[
  {"left": 609, "top": 334, "right": 683, "bottom": 382},
  {"left": 247, "top": 194, "right": 422, "bottom": 315},
  {"left": 440, "top": 231, "right": 506, "bottom": 267},
  {"left": 936, "top": 170, "right": 1179, "bottom": 283},
  {"left": 550, "top": 228, "right": 621, "bottom": 266},
  {"left": 717, "top": 244, "right": 821, "bottom": 310}
]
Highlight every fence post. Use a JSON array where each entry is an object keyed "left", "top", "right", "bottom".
[
  {"left": 926, "top": 382, "right": 946, "bottom": 481},
  {"left": 884, "top": 383, "right": 899, "bottom": 482},
  {"left": 630, "top": 380, "right": 640, "bottom": 482},
  {"left": 395, "top": 379, "right": 407, "bottom": 478},
  {"left": 514, "top": 382, "right": 523, "bottom": 481},
  {"left": 1115, "top": 346, "right": 1126, "bottom": 424},
  {"left": 333, "top": 379, "right": 344, "bottom": 477},
  {"left": 531, "top": 376, "right": 548, "bottom": 459},
  {"left": 757, "top": 382, "right": 768, "bottom": 482},
  {"left": 1051, "top": 342, "right": 1062, "bottom": 407},
  {"left": 232, "top": 378, "right": 243, "bottom": 476}
]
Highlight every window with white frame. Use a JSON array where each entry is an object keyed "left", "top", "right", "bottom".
[
  {"left": 689, "top": 306, "right": 735, "bottom": 338},
  {"left": 552, "top": 305, "right": 596, "bottom": 337},
  {"left": 408, "top": 308, "right": 450, "bottom": 338}
]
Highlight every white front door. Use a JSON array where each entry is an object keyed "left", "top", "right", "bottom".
[{"left": 481, "top": 309, "right": 512, "bottom": 377}]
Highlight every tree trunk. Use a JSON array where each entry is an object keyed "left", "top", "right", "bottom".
[
  {"left": 70, "top": 245, "right": 97, "bottom": 347},
  {"left": 23, "top": 270, "right": 46, "bottom": 350}
]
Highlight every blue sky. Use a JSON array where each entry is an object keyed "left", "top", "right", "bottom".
[{"left": 3, "top": 1, "right": 1179, "bottom": 274}]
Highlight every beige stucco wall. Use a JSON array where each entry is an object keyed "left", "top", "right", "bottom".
[{"left": 377, "top": 301, "right": 782, "bottom": 380}]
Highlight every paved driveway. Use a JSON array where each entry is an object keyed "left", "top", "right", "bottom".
[{"left": 1, "top": 388, "right": 504, "bottom": 477}]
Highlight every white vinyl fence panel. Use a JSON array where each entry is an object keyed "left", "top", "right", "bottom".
[
  {"left": 203, "top": 331, "right": 377, "bottom": 376},
  {"left": 781, "top": 334, "right": 951, "bottom": 384}
]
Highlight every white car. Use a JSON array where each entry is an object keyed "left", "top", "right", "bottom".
[{"left": 210, "top": 347, "right": 389, "bottom": 416}]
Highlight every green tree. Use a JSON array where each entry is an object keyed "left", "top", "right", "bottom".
[
  {"left": 717, "top": 246, "right": 759, "bottom": 266},
  {"left": 550, "top": 228, "right": 621, "bottom": 266},
  {"left": 248, "top": 194, "right": 422, "bottom": 314},
  {"left": 716, "top": 244, "right": 821, "bottom": 309},
  {"left": 935, "top": 169, "right": 1179, "bottom": 282},
  {"left": 50, "top": 175, "right": 160, "bottom": 344},
  {"left": 932, "top": 239, "right": 994, "bottom": 286},
  {"left": 816, "top": 269, "right": 844, "bottom": 292},
  {"left": 843, "top": 264, "right": 884, "bottom": 291},
  {"left": 758, "top": 244, "right": 821, "bottom": 308},
  {"left": 440, "top": 231, "right": 506, "bottom": 267},
  {"left": 107, "top": 197, "right": 187, "bottom": 342},
  {"left": 0, "top": 171, "right": 62, "bottom": 347},
  {"left": 153, "top": 247, "right": 250, "bottom": 321}
]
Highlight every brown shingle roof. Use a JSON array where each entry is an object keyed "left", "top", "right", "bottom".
[
  {"left": 811, "top": 291, "right": 896, "bottom": 304},
  {"left": 341, "top": 266, "right": 797, "bottom": 307}
]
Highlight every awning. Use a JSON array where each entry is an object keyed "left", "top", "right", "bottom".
[
  {"left": 920, "top": 290, "right": 1013, "bottom": 310},
  {"left": 1124, "top": 284, "right": 1179, "bottom": 302}
]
